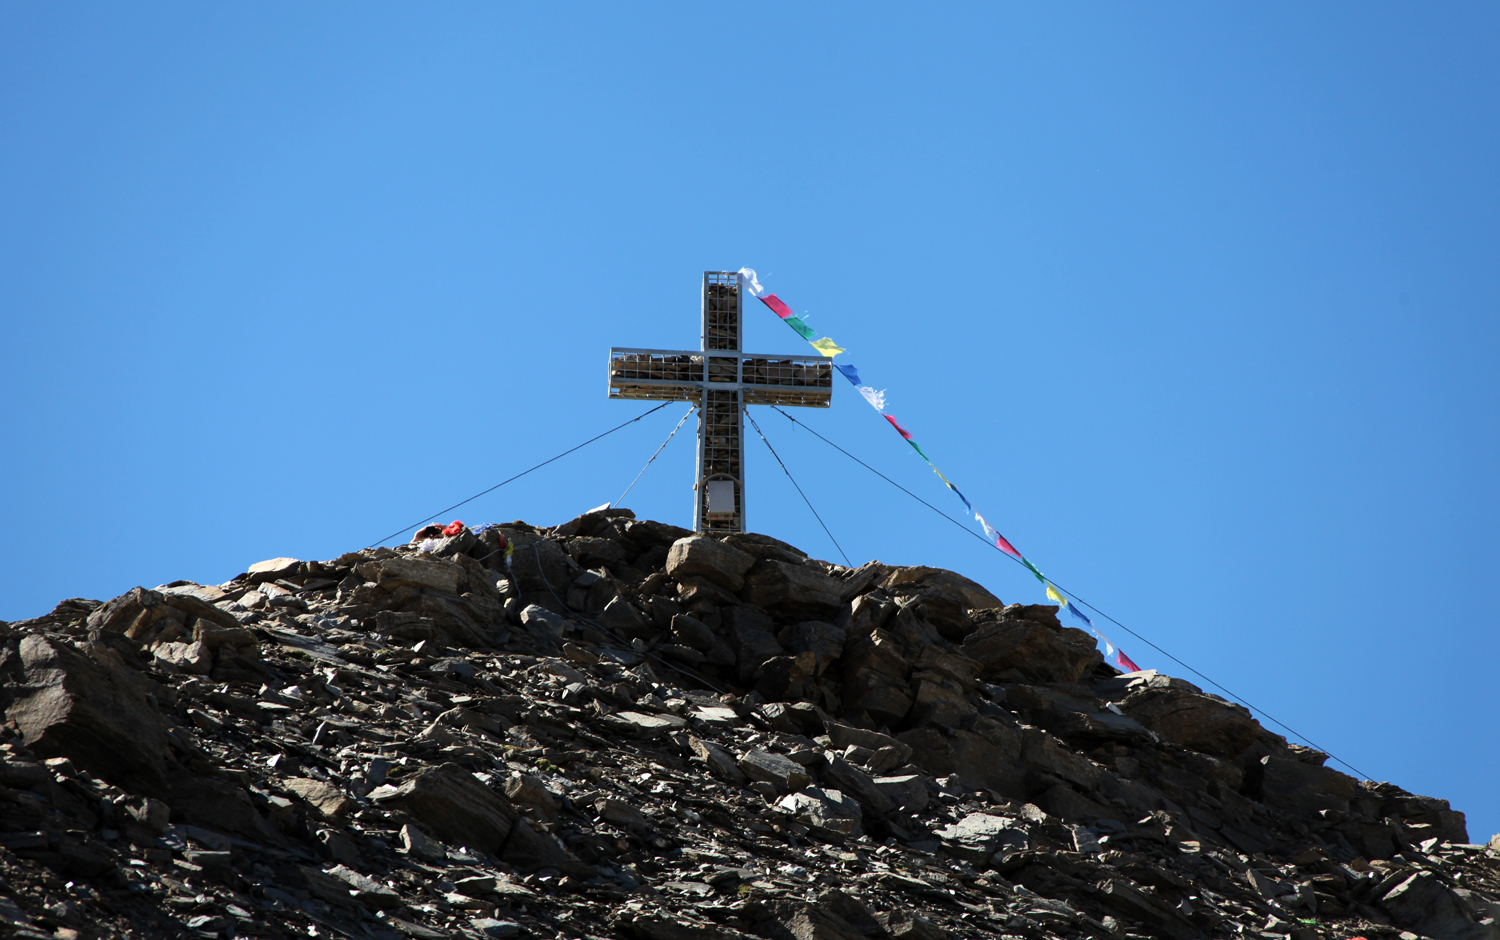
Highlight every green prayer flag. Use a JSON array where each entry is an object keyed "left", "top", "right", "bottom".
[
  {"left": 1022, "top": 558, "right": 1047, "bottom": 584},
  {"left": 784, "top": 316, "right": 817, "bottom": 341}
]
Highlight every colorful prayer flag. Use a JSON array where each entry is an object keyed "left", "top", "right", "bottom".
[
  {"left": 1117, "top": 650, "right": 1142, "bottom": 673},
  {"left": 883, "top": 415, "right": 913, "bottom": 439},
  {"left": 737, "top": 267, "right": 765, "bottom": 297},
  {"left": 1021, "top": 557, "right": 1047, "bottom": 584},
  {"left": 835, "top": 364, "right": 862, "bottom": 385},
  {"left": 1067, "top": 605, "right": 1094, "bottom": 627},
  {"left": 784, "top": 315, "right": 817, "bottom": 340},
  {"left": 1045, "top": 582, "right": 1068, "bottom": 609},
  {"left": 857, "top": 386, "right": 886, "bottom": 410},
  {"left": 810, "top": 337, "right": 846, "bottom": 357},
  {"left": 759, "top": 294, "right": 795, "bottom": 320}
]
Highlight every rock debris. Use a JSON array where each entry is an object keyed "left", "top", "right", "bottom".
[{"left": 0, "top": 508, "right": 1494, "bottom": 940}]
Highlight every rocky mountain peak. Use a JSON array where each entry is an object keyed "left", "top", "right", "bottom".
[{"left": 0, "top": 509, "right": 1494, "bottom": 940}]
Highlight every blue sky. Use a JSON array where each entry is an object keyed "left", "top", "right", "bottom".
[{"left": 3, "top": 4, "right": 1497, "bottom": 841}]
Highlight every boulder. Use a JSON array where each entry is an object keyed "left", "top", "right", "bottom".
[
  {"left": 1119, "top": 678, "right": 1260, "bottom": 759},
  {"left": 6, "top": 636, "right": 170, "bottom": 796},
  {"left": 779, "top": 787, "right": 863, "bottom": 839},
  {"left": 738, "top": 750, "right": 812, "bottom": 792},
  {"left": 355, "top": 556, "right": 464, "bottom": 595},
  {"left": 1256, "top": 755, "right": 1358, "bottom": 816},
  {"left": 961, "top": 611, "right": 1101, "bottom": 683},
  {"left": 723, "top": 605, "right": 782, "bottom": 683},
  {"left": 666, "top": 536, "right": 755, "bottom": 591},
  {"left": 382, "top": 763, "right": 518, "bottom": 854},
  {"left": 777, "top": 621, "right": 846, "bottom": 665},
  {"left": 740, "top": 559, "right": 844, "bottom": 618},
  {"left": 934, "top": 813, "right": 1027, "bottom": 863}
]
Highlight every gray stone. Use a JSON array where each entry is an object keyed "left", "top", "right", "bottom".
[
  {"left": 665, "top": 536, "right": 755, "bottom": 591},
  {"left": 384, "top": 763, "right": 517, "bottom": 854},
  {"left": 738, "top": 750, "right": 812, "bottom": 791},
  {"left": 740, "top": 559, "right": 845, "bottom": 617},
  {"left": 6, "top": 636, "right": 170, "bottom": 796},
  {"left": 519, "top": 604, "right": 567, "bottom": 636},
  {"left": 723, "top": 605, "right": 782, "bottom": 683},
  {"left": 874, "top": 775, "right": 930, "bottom": 812},
  {"left": 961, "top": 612, "right": 1101, "bottom": 683},
  {"left": 933, "top": 813, "right": 1026, "bottom": 862},
  {"left": 670, "top": 613, "right": 717, "bottom": 652},
  {"left": 779, "top": 787, "right": 863, "bottom": 839},
  {"left": 690, "top": 737, "right": 747, "bottom": 783}
]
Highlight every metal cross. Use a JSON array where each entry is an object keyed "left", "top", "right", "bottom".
[{"left": 608, "top": 271, "right": 833, "bottom": 533}]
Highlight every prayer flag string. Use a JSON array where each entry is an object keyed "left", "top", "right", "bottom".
[{"left": 738, "top": 266, "right": 1142, "bottom": 674}]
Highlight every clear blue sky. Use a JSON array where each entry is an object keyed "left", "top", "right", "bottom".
[{"left": 3, "top": 4, "right": 1496, "bottom": 841}]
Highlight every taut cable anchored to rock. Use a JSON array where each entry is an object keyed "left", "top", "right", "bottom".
[
  {"left": 758, "top": 399, "right": 1376, "bottom": 784},
  {"left": 366, "top": 401, "right": 675, "bottom": 549},
  {"left": 1, "top": 512, "right": 1491, "bottom": 939}
]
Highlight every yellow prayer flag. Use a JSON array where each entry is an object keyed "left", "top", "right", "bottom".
[
  {"left": 810, "top": 337, "right": 846, "bottom": 357},
  {"left": 1045, "top": 582, "right": 1068, "bottom": 609}
]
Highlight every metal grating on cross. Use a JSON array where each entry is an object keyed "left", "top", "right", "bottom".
[{"left": 607, "top": 271, "right": 834, "bottom": 534}]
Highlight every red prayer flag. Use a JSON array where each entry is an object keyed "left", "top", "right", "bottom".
[
  {"left": 994, "top": 534, "right": 1024, "bottom": 559},
  {"left": 1116, "top": 650, "right": 1142, "bottom": 673},
  {"left": 883, "top": 414, "right": 914, "bottom": 439},
  {"left": 758, "top": 294, "right": 795, "bottom": 319},
  {"left": 442, "top": 520, "right": 465, "bottom": 536}
]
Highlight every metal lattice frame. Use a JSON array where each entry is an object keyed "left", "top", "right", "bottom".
[{"left": 606, "top": 271, "right": 833, "bottom": 534}]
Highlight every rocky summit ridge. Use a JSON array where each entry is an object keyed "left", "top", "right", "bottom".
[{"left": 0, "top": 508, "right": 1495, "bottom": 940}]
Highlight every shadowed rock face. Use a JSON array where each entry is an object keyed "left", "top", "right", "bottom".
[{"left": 0, "top": 508, "right": 1490, "bottom": 940}]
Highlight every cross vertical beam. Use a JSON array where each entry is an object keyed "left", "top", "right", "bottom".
[
  {"left": 696, "top": 272, "right": 744, "bottom": 533},
  {"left": 606, "top": 271, "right": 834, "bottom": 535}
]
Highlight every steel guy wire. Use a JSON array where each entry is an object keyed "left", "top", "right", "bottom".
[
  {"left": 367, "top": 401, "right": 675, "bottom": 548},
  {"left": 611, "top": 405, "right": 693, "bottom": 510},
  {"left": 762, "top": 401, "right": 1375, "bottom": 782},
  {"left": 745, "top": 409, "right": 851, "bottom": 567}
]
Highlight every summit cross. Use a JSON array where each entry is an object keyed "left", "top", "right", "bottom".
[{"left": 607, "top": 271, "right": 834, "bottom": 534}]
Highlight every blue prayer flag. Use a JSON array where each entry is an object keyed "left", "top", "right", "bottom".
[
  {"left": 835, "top": 364, "right": 861, "bottom": 385},
  {"left": 1067, "top": 605, "right": 1093, "bottom": 627}
]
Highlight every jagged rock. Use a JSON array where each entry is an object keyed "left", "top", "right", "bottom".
[
  {"left": 690, "top": 737, "right": 747, "bottom": 783},
  {"left": 0, "top": 514, "right": 1487, "bottom": 940},
  {"left": 379, "top": 763, "right": 517, "bottom": 853},
  {"left": 1118, "top": 674, "right": 1260, "bottom": 758},
  {"left": 738, "top": 750, "right": 812, "bottom": 791},
  {"left": 1257, "top": 754, "right": 1359, "bottom": 815},
  {"left": 740, "top": 559, "right": 844, "bottom": 617},
  {"left": 666, "top": 536, "right": 755, "bottom": 591},
  {"left": 284, "top": 777, "right": 355, "bottom": 819},
  {"left": 934, "top": 812, "right": 1026, "bottom": 862},
  {"left": 961, "top": 607, "right": 1101, "bottom": 682},
  {"left": 779, "top": 787, "right": 863, "bottom": 839},
  {"left": 153, "top": 639, "right": 211, "bottom": 674},
  {"left": 723, "top": 605, "right": 781, "bottom": 682},
  {"left": 754, "top": 652, "right": 818, "bottom": 701},
  {"left": 5, "top": 636, "right": 170, "bottom": 795}
]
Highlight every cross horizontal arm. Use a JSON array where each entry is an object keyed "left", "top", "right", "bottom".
[{"left": 607, "top": 347, "right": 834, "bottom": 408}]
